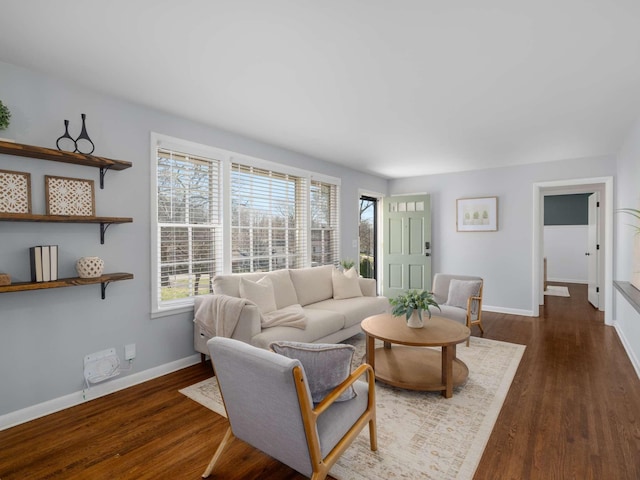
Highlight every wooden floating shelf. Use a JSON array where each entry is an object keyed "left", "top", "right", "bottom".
[
  {"left": 0, "top": 272, "right": 134, "bottom": 299},
  {"left": 0, "top": 140, "right": 132, "bottom": 188},
  {"left": 0, "top": 213, "right": 133, "bottom": 243},
  {"left": 0, "top": 140, "right": 132, "bottom": 170},
  {"left": 0, "top": 213, "right": 133, "bottom": 224}
]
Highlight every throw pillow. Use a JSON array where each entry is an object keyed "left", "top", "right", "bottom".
[
  {"left": 332, "top": 267, "right": 363, "bottom": 300},
  {"left": 444, "top": 279, "right": 482, "bottom": 309},
  {"left": 269, "top": 341, "right": 357, "bottom": 403},
  {"left": 239, "top": 276, "right": 277, "bottom": 314}
]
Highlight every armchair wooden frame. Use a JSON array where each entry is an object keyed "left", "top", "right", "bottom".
[
  {"left": 465, "top": 281, "right": 484, "bottom": 346},
  {"left": 202, "top": 363, "right": 377, "bottom": 480}
]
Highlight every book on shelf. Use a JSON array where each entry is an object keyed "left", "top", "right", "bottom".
[
  {"left": 49, "top": 245, "right": 58, "bottom": 281},
  {"left": 29, "top": 246, "right": 43, "bottom": 282},
  {"left": 29, "top": 245, "right": 59, "bottom": 282},
  {"left": 42, "top": 246, "right": 51, "bottom": 281}
]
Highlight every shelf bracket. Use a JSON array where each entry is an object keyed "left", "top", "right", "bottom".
[
  {"left": 99, "top": 165, "right": 112, "bottom": 189},
  {"left": 99, "top": 222, "right": 112, "bottom": 244},
  {"left": 101, "top": 280, "right": 112, "bottom": 300}
]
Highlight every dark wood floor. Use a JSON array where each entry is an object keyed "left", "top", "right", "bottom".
[{"left": 1, "top": 283, "right": 639, "bottom": 479}]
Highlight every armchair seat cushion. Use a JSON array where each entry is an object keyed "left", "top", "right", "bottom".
[{"left": 437, "top": 304, "right": 470, "bottom": 324}]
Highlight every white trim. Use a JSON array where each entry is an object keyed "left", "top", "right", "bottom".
[
  {"left": 482, "top": 305, "right": 536, "bottom": 317},
  {"left": 547, "top": 277, "right": 588, "bottom": 284},
  {"left": 532, "top": 177, "right": 613, "bottom": 323},
  {"left": 0, "top": 354, "right": 201, "bottom": 431},
  {"left": 150, "top": 304, "right": 194, "bottom": 319},
  {"left": 614, "top": 322, "right": 640, "bottom": 380}
]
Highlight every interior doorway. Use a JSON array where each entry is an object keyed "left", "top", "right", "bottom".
[{"left": 533, "top": 177, "right": 613, "bottom": 325}]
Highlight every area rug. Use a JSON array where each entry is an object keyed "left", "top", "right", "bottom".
[
  {"left": 180, "top": 335, "right": 525, "bottom": 480},
  {"left": 544, "top": 285, "right": 570, "bottom": 297}
]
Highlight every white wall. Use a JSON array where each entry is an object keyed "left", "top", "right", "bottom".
[
  {"left": 389, "top": 157, "right": 617, "bottom": 315},
  {"left": 0, "top": 60, "right": 388, "bottom": 421},
  {"left": 614, "top": 114, "right": 640, "bottom": 377},
  {"left": 544, "top": 225, "right": 588, "bottom": 283}
]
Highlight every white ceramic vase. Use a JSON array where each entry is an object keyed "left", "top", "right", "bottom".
[
  {"left": 407, "top": 310, "right": 424, "bottom": 328},
  {"left": 76, "top": 256, "right": 104, "bottom": 278}
]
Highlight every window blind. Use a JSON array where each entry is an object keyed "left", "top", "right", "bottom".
[
  {"left": 157, "top": 148, "right": 222, "bottom": 306},
  {"left": 311, "top": 180, "right": 340, "bottom": 267},
  {"left": 231, "top": 163, "right": 308, "bottom": 272}
]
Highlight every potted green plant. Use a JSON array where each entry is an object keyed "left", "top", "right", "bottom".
[
  {"left": 389, "top": 289, "right": 440, "bottom": 328},
  {"left": 0, "top": 100, "right": 11, "bottom": 131},
  {"left": 339, "top": 258, "right": 355, "bottom": 271}
]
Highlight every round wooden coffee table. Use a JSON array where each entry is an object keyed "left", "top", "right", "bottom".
[{"left": 361, "top": 313, "right": 470, "bottom": 398}]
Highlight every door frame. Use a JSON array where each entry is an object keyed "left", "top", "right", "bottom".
[{"left": 532, "top": 177, "right": 613, "bottom": 324}]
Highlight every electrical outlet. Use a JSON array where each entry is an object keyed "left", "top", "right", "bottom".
[{"left": 125, "top": 343, "right": 136, "bottom": 360}]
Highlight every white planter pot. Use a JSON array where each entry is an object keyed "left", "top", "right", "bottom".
[{"left": 407, "top": 310, "right": 424, "bottom": 328}]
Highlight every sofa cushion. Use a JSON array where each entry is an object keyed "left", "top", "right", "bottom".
[
  {"left": 239, "top": 277, "right": 277, "bottom": 314},
  {"left": 269, "top": 341, "right": 357, "bottom": 403},
  {"left": 214, "top": 269, "right": 299, "bottom": 309},
  {"left": 445, "top": 279, "right": 482, "bottom": 309},
  {"left": 306, "top": 296, "right": 390, "bottom": 328},
  {"left": 251, "top": 308, "right": 346, "bottom": 349},
  {"left": 290, "top": 265, "right": 334, "bottom": 306},
  {"left": 332, "top": 267, "right": 363, "bottom": 300}
]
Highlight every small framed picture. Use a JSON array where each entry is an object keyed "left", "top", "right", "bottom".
[
  {"left": 45, "top": 175, "right": 95, "bottom": 216},
  {"left": 0, "top": 169, "right": 32, "bottom": 214},
  {"left": 456, "top": 196, "right": 498, "bottom": 232}
]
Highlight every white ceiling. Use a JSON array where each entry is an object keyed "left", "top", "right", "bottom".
[{"left": 2, "top": 1, "right": 640, "bottom": 178}]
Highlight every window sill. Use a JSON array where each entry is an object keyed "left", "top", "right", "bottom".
[{"left": 151, "top": 303, "right": 194, "bottom": 319}]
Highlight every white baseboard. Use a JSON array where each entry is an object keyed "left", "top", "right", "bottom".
[
  {"left": 482, "top": 305, "right": 536, "bottom": 317},
  {"left": 547, "top": 277, "right": 588, "bottom": 284},
  {"left": 613, "top": 322, "right": 640, "bottom": 380},
  {"left": 0, "top": 354, "right": 201, "bottom": 431}
]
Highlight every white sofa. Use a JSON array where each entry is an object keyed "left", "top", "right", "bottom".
[{"left": 194, "top": 265, "right": 389, "bottom": 355}]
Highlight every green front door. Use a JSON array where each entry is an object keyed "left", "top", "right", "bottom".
[{"left": 382, "top": 194, "right": 432, "bottom": 299}]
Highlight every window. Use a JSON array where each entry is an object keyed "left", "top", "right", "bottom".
[
  {"left": 311, "top": 180, "right": 340, "bottom": 267},
  {"left": 231, "top": 163, "right": 308, "bottom": 272},
  {"left": 155, "top": 147, "right": 222, "bottom": 309},
  {"left": 151, "top": 134, "right": 341, "bottom": 314}
]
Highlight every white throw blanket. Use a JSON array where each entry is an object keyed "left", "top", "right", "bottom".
[
  {"left": 262, "top": 303, "right": 308, "bottom": 329},
  {"left": 194, "top": 295, "right": 252, "bottom": 338}
]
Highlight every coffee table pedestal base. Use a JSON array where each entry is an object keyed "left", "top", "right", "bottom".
[{"left": 372, "top": 345, "right": 469, "bottom": 398}]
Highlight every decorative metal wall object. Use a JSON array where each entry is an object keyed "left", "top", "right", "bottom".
[
  {"left": 55, "top": 114, "right": 95, "bottom": 154},
  {"left": 45, "top": 175, "right": 95, "bottom": 216},
  {"left": 0, "top": 169, "right": 31, "bottom": 214},
  {"left": 75, "top": 113, "right": 95, "bottom": 154},
  {"left": 56, "top": 119, "right": 77, "bottom": 152}
]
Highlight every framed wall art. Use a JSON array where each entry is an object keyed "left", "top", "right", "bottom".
[
  {"left": 45, "top": 175, "right": 95, "bottom": 216},
  {"left": 0, "top": 169, "right": 32, "bottom": 214},
  {"left": 456, "top": 196, "right": 498, "bottom": 232}
]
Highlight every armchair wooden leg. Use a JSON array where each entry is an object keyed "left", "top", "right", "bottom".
[
  {"left": 369, "top": 418, "right": 378, "bottom": 451},
  {"left": 202, "top": 427, "right": 234, "bottom": 478}
]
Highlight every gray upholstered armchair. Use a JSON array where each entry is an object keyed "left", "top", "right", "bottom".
[
  {"left": 432, "top": 273, "right": 484, "bottom": 345},
  {"left": 203, "top": 336, "right": 377, "bottom": 480}
]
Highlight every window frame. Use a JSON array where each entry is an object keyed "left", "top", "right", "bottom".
[{"left": 150, "top": 133, "right": 341, "bottom": 316}]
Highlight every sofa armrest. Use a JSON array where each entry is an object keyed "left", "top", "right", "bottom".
[
  {"left": 194, "top": 298, "right": 262, "bottom": 352},
  {"left": 358, "top": 277, "right": 377, "bottom": 297}
]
